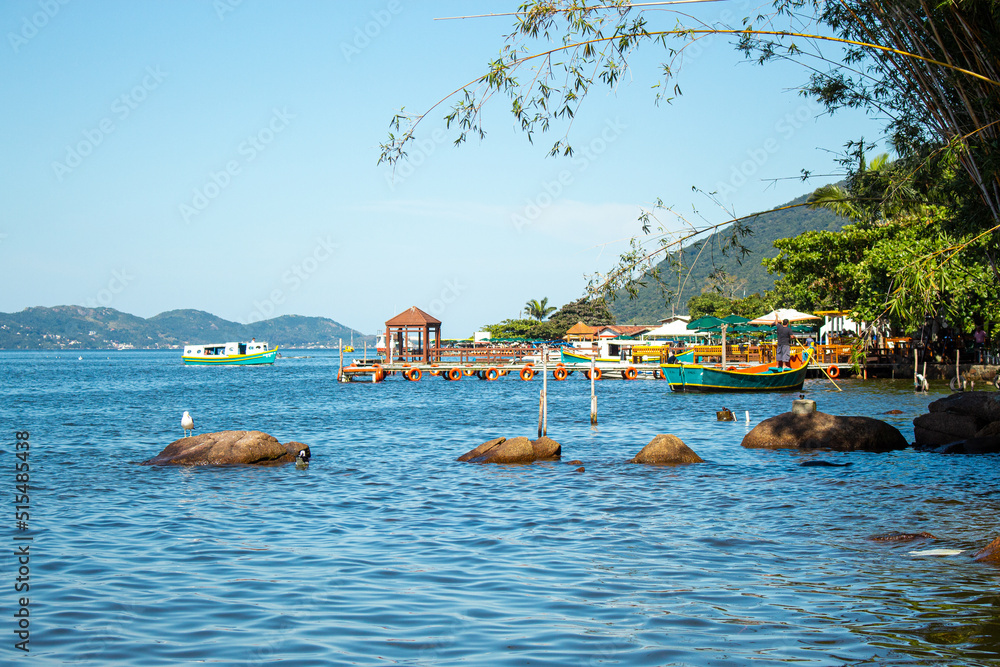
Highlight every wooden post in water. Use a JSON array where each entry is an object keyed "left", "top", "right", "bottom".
[
  {"left": 590, "top": 354, "right": 597, "bottom": 426},
  {"left": 721, "top": 324, "right": 727, "bottom": 368},
  {"left": 364, "top": 341, "right": 367, "bottom": 362},
  {"left": 541, "top": 345, "right": 548, "bottom": 436},
  {"left": 955, "top": 349, "right": 960, "bottom": 389},
  {"left": 339, "top": 338, "right": 344, "bottom": 381},
  {"left": 914, "top": 348, "right": 918, "bottom": 384}
]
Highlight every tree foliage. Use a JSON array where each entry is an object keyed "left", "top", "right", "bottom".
[
  {"left": 687, "top": 291, "right": 773, "bottom": 320},
  {"left": 483, "top": 296, "right": 614, "bottom": 339},
  {"left": 524, "top": 297, "right": 557, "bottom": 321},
  {"left": 382, "top": 0, "right": 1000, "bottom": 327}
]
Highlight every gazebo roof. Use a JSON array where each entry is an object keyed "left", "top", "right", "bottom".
[
  {"left": 565, "top": 321, "right": 595, "bottom": 336},
  {"left": 385, "top": 306, "right": 442, "bottom": 326}
]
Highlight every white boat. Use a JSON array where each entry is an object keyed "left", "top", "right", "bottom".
[{"left": 182, "top": 341, "right": 278, "bottom": 365}]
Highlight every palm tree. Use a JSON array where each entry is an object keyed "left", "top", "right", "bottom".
[{"left": 524, "top": 297, "right": 556, "bottom": 322}]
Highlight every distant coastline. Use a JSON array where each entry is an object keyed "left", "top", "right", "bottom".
[{"left": 0, "top": 305, "right": 372, "bottom": 351}]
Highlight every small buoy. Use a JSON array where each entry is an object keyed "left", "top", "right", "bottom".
[
  {"left": 745, "top": 410, "right": 750, "bottom": 423},
  {"left": 78, "top": 356, "right": 83, "bottom": 360}
]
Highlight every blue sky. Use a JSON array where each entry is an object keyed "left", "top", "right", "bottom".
[{"left": 1, "top": 0, "right": 884, "bottom": 338}]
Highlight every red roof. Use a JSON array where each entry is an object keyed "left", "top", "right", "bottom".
[{"left": 385, "top": 306, "right": 442, "bottom": 326}]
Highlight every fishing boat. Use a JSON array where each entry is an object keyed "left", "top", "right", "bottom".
[
  {"left": 182, "top": 341, "right": 278, "bottom": 365},
  {"left": 660, "top": 349, "right": 813, "bottom": 392},
  {"left": 560, "top": 347, "right": 620, "bottom": 364}
]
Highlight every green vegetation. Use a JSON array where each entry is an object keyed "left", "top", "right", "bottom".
[
  {"left": 609, "top": 192, "right": 845, "bottom": 323},
  {"left": 483, "top": 297, "right": 614, "bottom": 340},
  {"left": 381, "top": 1, "right": 1000, "bottom": 337},
  {"left": 0, "top": 306, "right": 366, "bottom": 350},
  {"left": 524, "top": 297, "right": 557, "bottom": 321}
]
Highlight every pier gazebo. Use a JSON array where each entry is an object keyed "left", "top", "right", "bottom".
[{"left": 385, "top": 307, "right": 442, "bottom": 364}]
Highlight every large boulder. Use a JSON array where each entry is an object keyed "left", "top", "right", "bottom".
[
  {"left": 629, "top": 434, "right": 703, "bottom": 465},
  {"left": 741, "top": 411, "right": 908, "bottom": 452},
  {"left": 143, "top": 431, "right": 307, "bottom": 466},
  {"left": 913, "top": 412, "right": 981, "bottom": 447},
  {"left": 914, "top": 391, "right": 1000, "bottom": 449},
  {"left": 928, "top": 392, "right": 1000, "bottom": 425},
  {"left": 458, "top": 436, "right": 563, "bottom": 464}
]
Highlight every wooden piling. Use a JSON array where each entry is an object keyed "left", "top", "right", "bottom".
[{"left": 590, "top": 355, "right": 597, "bottom": 426}]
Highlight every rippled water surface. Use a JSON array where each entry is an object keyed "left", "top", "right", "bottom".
[{"left": 3, "top": 350, "right": 1000, "bottom": 665}]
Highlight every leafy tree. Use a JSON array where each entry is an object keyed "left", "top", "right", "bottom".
[
  {"left": 482, "top": 296, "right": 614, "bottom": 340},
  {"left": 687, "top": 293, "right": 732, "bottom": 320},
  {"left": 524, "top": 297, "right": 557, "bottom": 321},
  {"left": 687, "top": 292, "right": 774, "bottom": 320},
  {"left": 381, "top": 1, "right": 1000, "bottom": 324}
]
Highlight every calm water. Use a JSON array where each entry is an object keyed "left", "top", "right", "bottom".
[{"left": 3, "top": 350, "right": 999, "bottom": 665}]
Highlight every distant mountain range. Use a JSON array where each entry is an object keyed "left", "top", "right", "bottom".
[
  {"left": 609, "top": 190, "right": 847, "bottom": 323},
  {"left": 0, "top": 306, "right": 371, "bottom": 350}
]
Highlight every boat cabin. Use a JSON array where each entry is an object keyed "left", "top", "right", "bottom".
[{"left": 183, "top": 341, "right": 270, "bottom": 357}]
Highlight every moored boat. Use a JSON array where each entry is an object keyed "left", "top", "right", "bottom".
[
  {"left": 182, "top": 341, "right": 278, "bottom": 365},
  {"left": 660, "top": 349, "right": 813, "bottom": 392}
]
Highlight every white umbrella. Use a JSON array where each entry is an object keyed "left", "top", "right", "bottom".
[{"left": 749, "top": 308, "right": 821, "bottom": 325}]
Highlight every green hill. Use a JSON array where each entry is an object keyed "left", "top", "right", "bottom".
[
  {"left": 609, "top": 191, "right": 847, "bottom": 323},
  {"left": 0, "top": 306, "right": 369, "bottom": 350}
]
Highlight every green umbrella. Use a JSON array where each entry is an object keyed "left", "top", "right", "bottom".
[{"left": 686, "top": 316, "right": 726, "bottom": 330}]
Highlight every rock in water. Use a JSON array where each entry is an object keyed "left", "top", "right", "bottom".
[
  {"left": 531, "top": 436, "right": 562, "bottom": 460},
  {"left": 867, "top": 531, "right": 936, "bottom": 542},
  {"left": 457, "top": 437, "right": 506, "bottom": 462},
  {"left": 741, "top": 411, "right": 907, "bottom": 452},
  {"left": 458, "top": 436, "right": 563, "bottom": 464},
  {"left": 629, "top": 434, "right": 703, "bottom": 465},
  {"left": 458, "top": 437, "right": 537, "bottom": 464},
  {"left": 142, "top": 430, "right": 305, "bottom": 466},
  {"left": 800, "top": 460, "right": 853, "bottom": 467},
  {"left": 973, "top": 535, "right": 1000, "bottom": 564}
]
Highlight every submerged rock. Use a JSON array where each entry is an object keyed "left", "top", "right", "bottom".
[
  {"left": 143, "top": 431, "right": 308, "bottom": 466},
  {"left": 867, "top": 531, "right": 936, "bottom": 542},
  {"left": 741, "top": 411, "right": 907, "bottom": 452},
  {"left": 628, "top": 434, "right": 703, "bottom": 465}
]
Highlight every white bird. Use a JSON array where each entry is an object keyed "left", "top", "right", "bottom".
[{"left": 181, "top": 411, "right": 194, "bottom": 437}]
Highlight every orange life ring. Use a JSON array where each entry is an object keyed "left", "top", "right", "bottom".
[
  {"left": 553, "top": 367, "right": 568, "bottom": 381},
  {"left": 828, "top": 365, "right": 840, "bottom": 378},
  {"left": 624, "top": 367, "right": 638, "bottom": 380},
  {"left": 520, "top": 366, "right": 535, "bottom": 381},
  {"left": 447, "top": 367, "right": 462, "bottom": 381},
  {"left": 585, "top": 368, "right": 602, "bottom": 381},
  {"left": 486, "top": 367, "right": 500, "bottom": 381},
  {"left": 372, "top": 364, "right": 384, "bottom": 381},
  {"left": 726, "top": 366, "right": 737, "bottom": 371},
  {"left": 406, "top": 368, "right": 422, "bottom": 381},
  {"left": 463, "top": 368, "right": 475, "bottom": 377}
]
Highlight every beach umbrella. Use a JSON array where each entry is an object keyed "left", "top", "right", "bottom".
[
  {"left": 686, "top": 316, "right": 725, "bottom": 330},
  {"left": 721, "top": 314, "right": 751, "bottom": 324},
  {"left": 748, "top": 308, "right": 821, "bottom": 324}
]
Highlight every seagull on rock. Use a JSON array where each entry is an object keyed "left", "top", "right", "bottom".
[{"left": 181, "top": 411, "right": 194, "bottom": 437}]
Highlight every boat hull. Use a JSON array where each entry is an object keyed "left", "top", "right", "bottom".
[
  {"left": 183, "top": 348, "right": 279, "bottom": 366},
  {"left": 660, "top": 351, "right": 812, "bottom": 392}
]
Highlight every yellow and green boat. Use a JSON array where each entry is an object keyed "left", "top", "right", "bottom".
[
  {"left": 660, "top": 349, "right": 813, "bottom": 392},
  {"left": 182, "top": 341, "right": 278, "bottom": 365}
]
